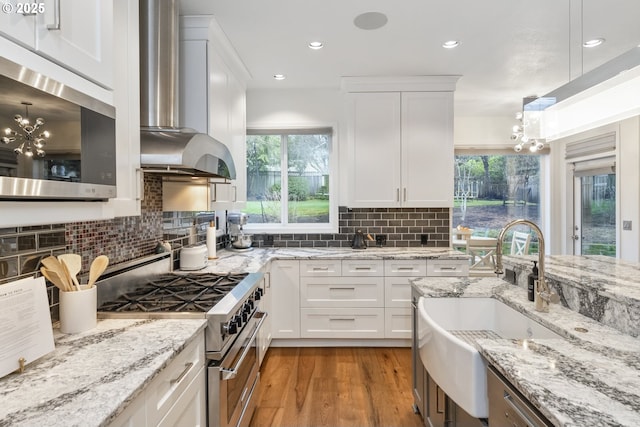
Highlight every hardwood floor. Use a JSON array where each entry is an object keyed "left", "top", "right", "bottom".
[{"left": 250, "top": 347, "right": 424, "bottom": 427}]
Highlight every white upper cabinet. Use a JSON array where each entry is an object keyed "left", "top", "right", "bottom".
[
  {"left": 343, "top": 76, "right": 458, "bottom": 208},
  {"left": 401, "top": 91, "right": 454, "bottom": 207},
  {"left": 0, "top": 0, "right": 113, "bottom": 89},
  {"left": 346, "top": 92, "right": 402, "bottom": 207},
  {"left": 180, "top": 16, "right": 249, "bottom": 208}
]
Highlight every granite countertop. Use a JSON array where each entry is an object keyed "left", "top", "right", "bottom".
[
  {"left": 0, "top": 247, "right": 463, "bottom": 427},
  {"left": 200, "top": 246, "right": 467, "bottom": 274},
  {"left": 411, "top": 276, "right": 640, "bottom": 426},
  {"left": 0, "top": 318, "right": 206, "bottom": 427}
]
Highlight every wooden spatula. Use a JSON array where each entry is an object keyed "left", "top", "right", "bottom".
[
  {"left": 58, "top": 253, "right": 82, "bottom": 291},
  {"left": 41, "top": 267, "right": 69, "bottom": 292},
  {"left": 88, "top": 255, "right": 109, "bottom": 288},
  {"left": 41, "top": 256, "right": 73, "bottom": 292}
]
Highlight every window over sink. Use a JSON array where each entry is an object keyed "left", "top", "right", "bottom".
[{"left": 244, "top": 128, "right": 336, "bottom": 232}]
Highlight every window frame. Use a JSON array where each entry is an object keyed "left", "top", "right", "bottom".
[
  {"left": 244, "top": 127, "right": 338, "bottom": 234},
  {"left": 452, "top": 148, "right": 549, "bottom": 242}
]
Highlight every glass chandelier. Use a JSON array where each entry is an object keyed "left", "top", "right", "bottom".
[{"left": 1, "top": 101, "right": 50, "bottom": 157}]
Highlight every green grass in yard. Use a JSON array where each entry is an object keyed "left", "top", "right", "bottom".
[
  {"left": 244, "top": 199, "right": 330, "bottom": 217},
  {"left": 454, "top": 199, "right": 538, "bottom": 208}
]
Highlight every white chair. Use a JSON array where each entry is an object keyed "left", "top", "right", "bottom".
[
  {"left": 511, "top": 231, "right": 531, "bottom": 255},
  {"left": 466, "top": 237, "right": 498, "bottom": 276}
]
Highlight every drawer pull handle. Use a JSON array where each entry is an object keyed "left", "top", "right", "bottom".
[
  {"left": 170, "top": 362, "right": 194, "bottom": 385},
  {"left": 398, "top": 267, "right": 414, "bottom": 271},
  {"left": 329, "top": 317, "right": 356, "bottom": 321},
  {"left": 329, "top": 287, "right": 356, "bottom": 291},
  {"left": 354, "top": 267, "right": 371, "bottom": 271},
  {"left": 313, "top": 267, "right": 329, "bottom": 271},
  {"left": 439, "top": 267, "right": 458, "bottom": 270},
  {"left": 503, "top": 391, "right": 538, "bottom": 426}
]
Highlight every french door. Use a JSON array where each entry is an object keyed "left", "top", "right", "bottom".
[{"left": 572, "top": 165, "right": 616, "bottom": 256}]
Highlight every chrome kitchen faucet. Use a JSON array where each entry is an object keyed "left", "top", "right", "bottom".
[{"left": 494, "top": 219, "right": 560, "bottom": 312}]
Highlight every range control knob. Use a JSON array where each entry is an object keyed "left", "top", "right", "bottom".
[
  {"left": 224, "top": 320, "right": 238, "bottom": 335},
  {"left": 233, "top": 314, "right": 243, "bottom": 330},
  {"left": 254, "top": 288, "right": 263, "bottom": 300}
]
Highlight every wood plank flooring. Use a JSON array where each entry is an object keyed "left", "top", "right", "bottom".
[{"left": 250, "top": 347, "right": 424, "bottom": 427}]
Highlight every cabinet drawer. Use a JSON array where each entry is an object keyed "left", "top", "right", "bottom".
[
  {"left": 426, "top": 260, "right": 469, "bottom": 276},
  {"left": 384, "top": 277, "right": 412, "bottom": 307},
  {"left": 300, "top": 308, "right": 385, "bottom": 338},
  {"left": 384, "top": 259, "right": 427, "bottom": 276},
  {"left": 300, "top": 260, "right": 342, "bottom": 276},
  {"left": 147, "top": 333, "right": 205, "bottom": 426},
  {"left": 385, "top": 307, "right": 411, "bottom": 339},
  {"left": 342, "top": 259, "right": 384, "bottom": 276},
  {"left": 300, "top": 277, "right": 384, "bottom": 308}
]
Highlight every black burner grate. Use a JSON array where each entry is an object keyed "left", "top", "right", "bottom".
[{"left": 98, "top": 273, "right": 248, "bottom": 313}]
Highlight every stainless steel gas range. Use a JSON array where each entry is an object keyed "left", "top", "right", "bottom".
[{"left": 96, "top": 254, "right": 267, "bottom": 427}]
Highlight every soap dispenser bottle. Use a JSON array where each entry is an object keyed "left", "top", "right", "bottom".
[{"left": 527, "top": 261, "right": 538, "bottom": 302}]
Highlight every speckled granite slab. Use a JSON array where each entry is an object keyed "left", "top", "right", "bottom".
[
  {"left": 503, "top": 255, "right": 640, "bottom": 337},
  {"left": 412, "top": 276, "right": 640, "bottom": 427},
  {"left": 0, "top": 318, "right": 206, "bottom": 427},
  {"left": 199, "top": 247, "right": 467, "bottom": 274}
]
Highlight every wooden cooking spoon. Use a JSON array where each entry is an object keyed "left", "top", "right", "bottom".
[
  {"left": 87, "top": 255, "right": 109, "bottom": 288},
  {"left": 41, "top": 256, "right": 73, "bottom": 292},
  {"left": 58, "top": 253, "right": 82, "bottom": 291}
]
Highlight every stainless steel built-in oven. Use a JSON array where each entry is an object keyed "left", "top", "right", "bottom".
[{"left": 209, "top": 311, "right": 266, "bottom": 427}]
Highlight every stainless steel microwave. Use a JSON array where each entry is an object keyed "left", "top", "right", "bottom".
[{"left": 0, "top": 57, "right": 116, "bottom": 200}]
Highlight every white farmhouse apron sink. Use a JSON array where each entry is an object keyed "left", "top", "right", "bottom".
[{"left": 417, "top": 297, "right": 560, "bottom": 418}]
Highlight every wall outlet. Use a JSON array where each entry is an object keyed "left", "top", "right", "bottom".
[
  {"left": 623, "top": 220, "right": 632, "bottom": 231},
  {"left": 504, "top": 268, "right": 517, "bottom": 284},
  {"left": 375, "top": 234, "right": 387, "bottom": 246},
  {"left": 420, "top": 234, "right": 429, "bottom": 245},
  {"left": 263, "top": 234, "right": 274, "bottom": 246}
]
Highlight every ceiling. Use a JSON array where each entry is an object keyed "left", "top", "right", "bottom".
[{"left": 179, "top": 0, "right": 640, "bottom": 120}]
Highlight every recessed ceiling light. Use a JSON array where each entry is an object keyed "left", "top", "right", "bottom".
[
  {"left": 353, "top": 11, "right": 388, "bottom": 30},
  {"left": 583, "top": 38, "right": 605, "bottom": 48},
  {"left": 442, "top": 40, "right": 460, "bottom": 49},
  {"left": 273, "top": 74, "right": 286, "bottom": 80},
  {"left": 308, "top": 41, "right": 324, "bottom": 50}
]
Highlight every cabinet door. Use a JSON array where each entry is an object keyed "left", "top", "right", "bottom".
[
  {"left": 401, "top": 92, "right": 454, "bottom": 207},
  {"left": 157, "top": 366, "right": 206, "bottom": 427},
  {"left": 269, "top": 260, "right": 300, "bottom": 339},
  {"left": 0, "top": 9, "right": 35, "bottom": 48},
  {"left": 180, "top": 39, "right": 209, "bottom": 134},
  {"left": 300, "top": 307, "right": 385, "bottom": 338},
  {"left": 347, "top": 92, "right": 402, "bottom": 207},
  {"left": 300, "top": 276, "right": 384, "bottom": 308},
  {"left": 35, "top": 0, "right": 113, "bottom": 88},
  {"left": 107, "top": 394, "right": 147, "bottom": 427},
  {"left": 257, "top": 271, "right": 272, "bottom": 366}
]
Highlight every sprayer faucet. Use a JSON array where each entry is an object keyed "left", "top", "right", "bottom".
[{"left": 494, "top": 219, "right": 559, "bottom": 312}]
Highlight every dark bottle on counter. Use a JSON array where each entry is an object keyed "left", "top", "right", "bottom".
[{"left": 527, "top": 261, "right": 538, "bottom": 302}]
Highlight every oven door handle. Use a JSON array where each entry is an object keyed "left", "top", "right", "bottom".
[{"left": 220, "top": 311, "right": 267, "bottom": 380}]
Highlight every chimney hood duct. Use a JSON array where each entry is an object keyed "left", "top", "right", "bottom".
[{"left": 139, "top": 0, "right": 236, "bottom": 179}]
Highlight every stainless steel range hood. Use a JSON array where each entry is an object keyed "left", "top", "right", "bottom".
[{"left": 139, "top": 0, "right": 236, "bottom": 179}]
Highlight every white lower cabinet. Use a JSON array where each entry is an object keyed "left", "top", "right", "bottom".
[
  {"left": 301, "top": 307, "right": 385, "bottom": 338},
  {"left": 269, "top": 260, "right": 301, "bottom": 339},
  {"left": 108, "top": 331, "right": 206, "bottom": 427},
  {"left": 157, "top": 367, "right": 206, "bottom": 427},
  {"left": 270, "top": 257, "right": 468, "bottom": 343},
  {"left": 257, "top": 267, "right": 272, "bottom": 366},
  {"left": 383, "top": 260, "right": 427, "bottom": 339},
  {"left": 300, "top": 260, "right": 385, "bottom": 339}
]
